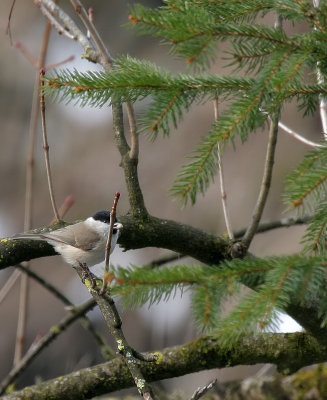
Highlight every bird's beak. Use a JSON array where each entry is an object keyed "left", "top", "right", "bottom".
[{"left": 114, "top": 222, "right": 123, "bottom": 230}]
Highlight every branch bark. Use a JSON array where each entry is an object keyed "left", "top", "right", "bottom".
[
  {"left": 0, "top": 215, "right": 230, "bottom": 271},
  {"left": 2, "top": 332, "right": 326, "bottom": 400}
]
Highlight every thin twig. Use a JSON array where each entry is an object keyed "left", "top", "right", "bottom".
[
  {"left": 69, "top": 0, "right": 114, "bottom": 66},
  {"left": 87, "top": 8, "right": 93, "bottom": 39},
  {"left": 14, "top": 41, "right": 38, "bottom": 68},
  {"left": 37, "top": 2, "right": 76, "bottom": 40},
  {"left": 6, "top": 0, "right": 16, "bottom": 45},
  {"left": 149, "top": 252, "right": 184, "bottom": 268},
  {"left": 242, "top": 111, "right": 279, "bottom": 249},
  {"left": 39, "top": 68, "right": 60, "bottom": 222},
  {"left": 126, "top": 102, "right": 139, "bottom": 161},
  {"left": 65, "top": 0, "right": 148, "bottom": 217},
  {"left": 0, "top": 270, "right": 21, "bottom": 305},
  {"left": 45, "top": 55, "right": 75, "bottom": 71},
  {"left": 100, "top": 192, "right": 120, "bottom": 295},
  {"left": 15, "top": 263, "right": 114, "bottom": 360},
  {"left": 0, "top": 299, "right": 97, "bottom": 395},
  {"left": 234, "top": 215, "right": 312, "bottom": 238},
  {"left": 14, "top": 21, "right": 53, "bottom": 367},
  {"left": 35, "top": 0, "right": 100, "bottom": 62},
  {"left": 312, "top": 0, "right": 327, "bottom": 139},
  {"left": 214, "top": 98, "right": 234, "bottom": 240},
  {"left": 278, "top": 121, "right": 323, "bottom": 148},
  {"left": 49, "top": 194, "right": 75, "bottom": 225},
  {"left": 78, "top": 267, "right": 156, "bottom": 400},
  {"left": 190, "top": 379, "right": 218, "bottom": 400}
]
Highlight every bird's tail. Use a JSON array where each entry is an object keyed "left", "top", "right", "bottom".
[{"left": 11, "top": 234, "right": 48, "bottom": 241}]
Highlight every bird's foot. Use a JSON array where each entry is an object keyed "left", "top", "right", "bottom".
[{"left": 78, "top": 261, "right": 98, "bottom": 288}]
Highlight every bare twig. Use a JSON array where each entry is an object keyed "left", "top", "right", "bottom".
[
  {"left": 100, "top": 192, "right": 120, "bottom": 295},
  {"left": 149, "top": 252, "right": 184, "bottom": 268},
  {"left": 49, "top": 194, "right": 75, "bottom": 225},
  {"left": 278, "top": 121, "right": 323, "bottom": 148},
  {"left": 0, "top": 270, "right": 20, "bottom": 305},
  {"left": 312, "top": 0, "right": 327, "bottom": 139},
  {"left": 69, "top": 0, "right": 114, "bottom": 67},
  {"left": 45, "top": 55, "right": 75, "bottom": 71},
  {"left": 0, "top": 299, "right": 97, "bottom": 395},
  {"left": 67, "top": 0, "right": 147, "bottom": 217},
  {"left": 39, "top": 68, "right": 60, "bottom": 222},
  {"left": 191, "top": 379, "right": 218, "bottom": 400},
  {"left": 78, "top": 270, "right": 156, "bottom": 400},
  {"left": 35, "top": 0, "right": 100, "bottom": 62},
  {"left": 87, "top": 8, "right": 93, "bottom": 39},
  {"left": 234, "top": 215, "right": 312, "bottom": 239},
  {"left": 14, "top": 263, "right": 114, "bottom": 360},
  {"left": 242, "top": 112, "right": 279, "bottom": 249},
  {"left": 14, "top": 41, "right": 38, "bottom": 67},
  {"left": 6, "top": 0, "right": 16, "bottom": 45},
  {"left": 14, "top": 21, "right": 53, "bottom": 367},
  {"left": 214, "top": 98, "right": 234, "bottom": 240}
]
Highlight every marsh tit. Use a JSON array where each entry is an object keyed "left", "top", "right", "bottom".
[{"left": 11, "top": 210, "right": 123, "bottom": 268}]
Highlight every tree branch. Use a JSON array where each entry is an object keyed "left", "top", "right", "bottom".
[
  {"left": 0, "top": 298, "right": 97, "bottom": 395},
  {"left": 0, "top": 215, "right": 230, "bottom": 270},
  {"left": 2, "top": 332, "right": 326, "bottom": 400},
  {"left": 242, "top": 112, "right": 279, "bottom": 249}
]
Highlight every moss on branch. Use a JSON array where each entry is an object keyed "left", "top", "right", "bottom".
[{"left": 2, "top": 332, "right": 326, "bottom": 400}]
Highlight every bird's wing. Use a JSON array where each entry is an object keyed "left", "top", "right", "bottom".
[{"left": 45, "top": 222, "right": 101, "bottom": 251}]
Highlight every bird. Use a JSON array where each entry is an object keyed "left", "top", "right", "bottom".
[{"left": 11, "top": 210, "right": 123, "bottom": 268}]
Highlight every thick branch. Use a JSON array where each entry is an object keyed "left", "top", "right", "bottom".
[
  {"left": 0, "top": 215, "right": 229, "bottom": 270},
  {"left": 112, "top": 103, "right": 148, "bottom": 217},
  {"left": 2, "top": 332, "right": 326, "bottom": 400}
]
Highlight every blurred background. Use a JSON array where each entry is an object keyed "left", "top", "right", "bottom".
[{"left": 0, "top": 0, "right": 321, "bottom": 397}]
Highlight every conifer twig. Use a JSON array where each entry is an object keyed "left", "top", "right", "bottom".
[
  {"left": 242, "top": 111, "right": 279, "bottom": 249},
  {"left": 39, "top": 68, "right": 60, "bottom": 222},
  {"left": 214, "top": 98, "right": 234, "bottom": 240}
]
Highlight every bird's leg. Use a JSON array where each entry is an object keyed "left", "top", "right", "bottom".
[{"left": 77, "top": 260, "right": 97, "bottom": 288}]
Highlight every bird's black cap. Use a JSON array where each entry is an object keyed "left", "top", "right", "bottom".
[{"left": 92, "top": 210, "right": 111, "bottom": 224}]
